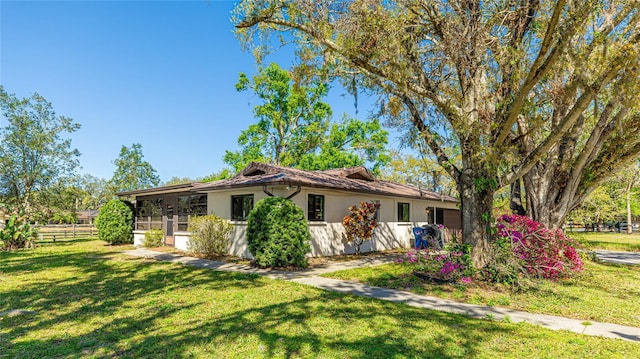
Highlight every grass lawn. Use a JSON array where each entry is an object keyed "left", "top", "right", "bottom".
[
  {"left": 324, "top": 258, "right": 640, "bottom": 328},
  {"left": 570, "top": 232, "right": 640, "bottom": 252},
  {"left": 1, "top": 239, "right": 638, "bottom": 358}
]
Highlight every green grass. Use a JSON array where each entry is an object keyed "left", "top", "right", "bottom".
[
  {"left": 324, "top": 260, "right": 640, "bottom": 327},
  {"left": 570, "top": 232, "right": 640, "bottom": 252},
  {"left": 1, "top": 239, "right": 638, "bottom": 358}
]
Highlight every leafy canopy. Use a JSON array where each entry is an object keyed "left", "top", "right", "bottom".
[
  {"left": 224, "top": 63, "right": 390, "bottom": 173},
  {"left": 234, "top": 0, "right": 640, "bottom": 266},
  {"left": 0, "top": 86, "right": 80, "bottom": 215},
  {"left": 109, "top": 143, "right": 160, "bottom": 193}
]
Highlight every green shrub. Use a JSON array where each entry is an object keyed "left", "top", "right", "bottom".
[
  {"left": 0, "top": 214, "right": 36, "bottom": 250},
  {"left": 247, "top": 197, "right": 311, "bottom": 268},
  {"left": 187, "top": 214, "right": 233, "bottom": 257},
  {"left": 95, "top": 199, "right": 133, "bottom": 244},
  {"left": 398, "top": 242, "right": 474, "bottom": 283},
  {"left": 143, "top": 228, "right": 164, "bottom": 247}
]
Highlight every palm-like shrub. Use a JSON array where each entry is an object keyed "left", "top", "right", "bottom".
[
  {"left": 95, "top": 199, "right": 133, "bottom": 244},
  {"left": 0, "top": 214, "right": 36, "bottom": 250},
  {"left": 247, "top": 197, "right": 311, "bottom": 268}
]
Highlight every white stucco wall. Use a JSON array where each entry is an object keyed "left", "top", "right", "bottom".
[
  {"left": 174, "top": 232, "right": 191, "bottom": 252},
  {"left": 133, "top": 186, "right": 459, "bottom": 257},
  {"left": 133, "top": 230, "right": 146, "bottom": 247},
  {"left": 203, "top": 186, "right": 459, "bottom": 257}
]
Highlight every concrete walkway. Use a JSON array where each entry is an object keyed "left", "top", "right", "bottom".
[
  {"left": 124, "top": 248, "right": 640, "bottom": 342},
  {"left": 594, "top": 250, "right": 640, "bottom": 265}
]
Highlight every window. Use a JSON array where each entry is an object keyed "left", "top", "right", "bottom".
[
  {"left": 436, "top": 208, "right": 444, "bottom": 225},
  {"left": 308, "top": 194, "right": 325, "bottom": 221},
  {"left": 135, "top": 198, "right": 163, "bottom": 230},
  {"left": 231, "top": 194, "right": 254, "bottom": 220},
  {"left": 426, "top": 207, "right": 445, "bottom": 224},
  {"left": 398, "top": 202, "right": 410, "bottom": 222},
  {"left": 177, "top": 194, "right": 207, "bottom": 230}
]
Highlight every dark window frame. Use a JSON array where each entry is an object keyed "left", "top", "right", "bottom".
[
  {"left": 436, "top": 208, "right": 444, "bottom": 225},
  {"left": 307, "top": 194, "right": 325, "bottom": 221},
  {"left": 231, "top": 194, "right": 254, "bottom": 221},
  {"left": 398, "top": 202, "right": 410, "bottom": 222},
  {"left": 177, "top": 194, "right": 208, "bottom": 231},
  {"left": 135, "top": 198, "right": 163, "bottom": 230}
]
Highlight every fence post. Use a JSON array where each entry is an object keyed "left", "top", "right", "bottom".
[{"left": 73, "top": 224, "right": 76, "bottom": 238}]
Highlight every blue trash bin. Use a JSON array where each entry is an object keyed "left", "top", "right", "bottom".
[{"left": 413, "top": 227, "right": 426, "bottom": 248}]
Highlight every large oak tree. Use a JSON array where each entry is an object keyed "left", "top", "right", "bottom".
[{"left": 233, "top": 0, "right": 640, "bottom": 266}]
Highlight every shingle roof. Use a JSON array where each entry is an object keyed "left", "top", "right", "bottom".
[
  {"left": 116, "top": 182, "right": 201, "bottom": 197},
  {"left": 77, "top": 210, "right": 100, "bottom": 219},
  {"left": 193, "top": 162, "right": 457, "bottom": 202}
]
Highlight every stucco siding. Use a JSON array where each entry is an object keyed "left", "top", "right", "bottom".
[
  {"left": 133, "top": 230, "right": 145, "bottom": 247},
  {"left": 133, "top": 186, "right": 460, "bottom": 258},
  {"left": 200, "top": 186, "right": 460, "bottom": 257},
  {"left": 174, "top": 232, "right": 190, "bottom": 251},
  {"left": 227, "top": 223, "right": 252, "bottom": 258}
]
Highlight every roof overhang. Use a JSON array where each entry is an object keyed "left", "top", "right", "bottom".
[
  {"left": 195, "top": 179, "right": 456, "bottom": 203},
  {"left": 116, "top": 183, "right": 201, "bottom": 197}
]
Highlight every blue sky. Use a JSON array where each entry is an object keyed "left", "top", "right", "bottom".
[{"left": 1, "top": 0, "right": 389, "bottom": 183}]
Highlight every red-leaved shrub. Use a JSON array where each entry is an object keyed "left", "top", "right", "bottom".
[{"left": 496, "top": 214, "right": 583, "bottom": 280}]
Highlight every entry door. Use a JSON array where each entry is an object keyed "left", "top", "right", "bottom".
[{"left": 165, "top": 203, "right": 175, "bottom": 246}]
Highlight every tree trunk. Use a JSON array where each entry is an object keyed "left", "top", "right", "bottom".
[
  {"left": 509, "top": 178, "right": 526, "bottom": 215},
  {"left": 626, "top": 181, "right": 633, "bottom": 235},
  {"left": 458, "top": 171, "right": 495, "bottom": 269},
  {"left": 522, "top": 167, "right": 570, "bottom": 230}
]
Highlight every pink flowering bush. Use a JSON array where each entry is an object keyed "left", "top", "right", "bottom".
[
  {"left": 491, "top": 214, "right": 583, "bottom": 281},
  {"left": 398, "top": 243, "right": 474, "bottom": 283}
]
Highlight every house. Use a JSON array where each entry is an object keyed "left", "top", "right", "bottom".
[
  {"left": 118, "top": 162, "right": 461, "bottom": 257},
  {"left": 76, "top": 210, "right": 100, "bottom": 225}
]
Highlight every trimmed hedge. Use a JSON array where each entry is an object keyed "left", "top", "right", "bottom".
[
  {"left": 95, "top": 199, "right": 134, "bottom": 244},
  {"left": 247, "top": 197, "right": 311, "bottom": 268}
]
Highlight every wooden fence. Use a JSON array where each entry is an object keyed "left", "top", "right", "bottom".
[{"left": 37, "top": 224, "right": 98, "bottom": 241}]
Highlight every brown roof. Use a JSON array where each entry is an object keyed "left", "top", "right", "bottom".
[
  {"left": 193, "top": 162, "right": 457, "bottom": 202},
  {"left": 77, "top": 210, "right": 99, "bottom": 219},
  {"left": 117, "top": 182, "right": 201, "bottom": 197}
]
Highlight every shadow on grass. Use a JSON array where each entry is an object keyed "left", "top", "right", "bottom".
[
  {"left": 4, "top": 292, "right": 513, "bottom": 358},
  {"left": 0, "top": 239, "right": 526, "bottom": 358},
  {"left": 35, "top": 237, "right": 98, "bottom": 245}
]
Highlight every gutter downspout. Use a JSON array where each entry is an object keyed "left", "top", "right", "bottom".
[
  {"left": 262, "top": 185, "right": 302, "bottom": 200},
  {"left": 262, "top": 185, "right": 274, "bottom": 197},
  {"left": 286, "top": 185, "right": 301, "bottom": 199}
]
